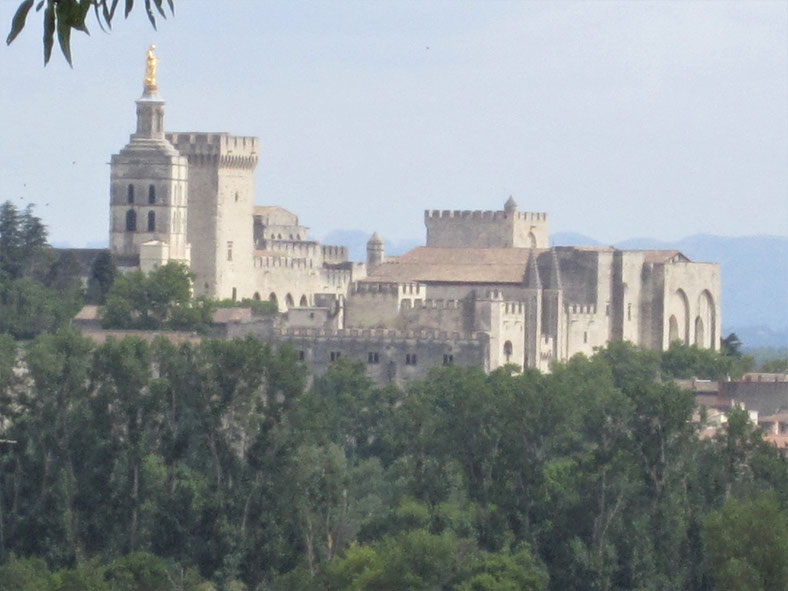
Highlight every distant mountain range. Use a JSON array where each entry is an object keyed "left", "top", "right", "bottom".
[{"left": 324, "top": 230, "right": 788, "bottom": 349}]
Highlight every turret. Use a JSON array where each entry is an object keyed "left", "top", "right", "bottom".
[{"left": 367, "top": 232, "right": 384, "bottom": 271}]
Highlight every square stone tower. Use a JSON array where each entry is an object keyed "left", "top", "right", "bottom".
[
  {"left": 110, "top": 46, "right": 190, "bottom": 269},
  {"left": 424, "top": 197, "right": 549, "bottom": 249},
  {"left": 165, "top": 132, "right": 259, "bottom": 300}
]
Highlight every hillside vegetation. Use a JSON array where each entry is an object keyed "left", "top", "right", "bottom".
[{"left": 0, "top": 334, "right": 786, "bottom": 591}]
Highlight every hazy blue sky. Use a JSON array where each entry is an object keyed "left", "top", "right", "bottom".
[{"left": 1, "top": 1, "right": 786, "bottom": 248}]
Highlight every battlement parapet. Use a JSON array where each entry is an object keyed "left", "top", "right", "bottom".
[
  {"left": 322, "top": 268, "right": 352, "bottom": 285},
  {"left": 502, "top": 301, "right": 525, "bottom": 315},
  {"left": 514, "top": 211, "right": 548, "bottom": 221},
  {"left": 166, "top": 132, "right": 259, "bottom": 169},
  {"left": 398, "top": 282, "right": 424, "bottom": 296},
  {"left": 567, "top": 304, "right": 598, "bottom": 315},
  {"left": 321, "top": 244, "right": 348, "bottom": 261},
  {"left": 266, "top": 240, "right": 320, "bottom": 257},
  {"left": 255, "top": 256, "right": 313, "bottom": 270},
  {"left": 353, "top": 282, "right": 400, "bottom": 295},
  {"left": 273, "top": 326, "right": 486, "bottom": 344},
  {"left": 167, "top": 132, "right": 258, "bottom": 154},
  {"left": 425, "top": 209, "right": 547, "bottom": 222},
  {"left": 482, "top": 289, "right": 505, "bottom": 301},
  {"left": 400, "top": 298, "right": 461, "bottom": 310}
]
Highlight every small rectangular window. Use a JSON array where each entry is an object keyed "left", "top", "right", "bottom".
[
  {"left": 406, "top": 353, "right": 417, "bottom": 366},
  {"left": 227, "top": 241, "right": 233, "bottom": 261},
  {"left": 298, "top": 350, "right": 305, "bottom": 361},
  {"left": 367, "top": 352, "right": 379, "bottom": 364},
  {"left": 330, "top": 351, "right": 341, "bottom": 362},
  {"left": 443, "top": 354, "right": 454, "bottom": 366},
  {"left": 584, "top": 331, "right": 588, "bottom": 344},
  {"left": 627, "top": 303, "right": 632, "bottom": 321}
]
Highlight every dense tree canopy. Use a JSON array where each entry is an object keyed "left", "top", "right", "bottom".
[
  {"left": 100, "top": 261, "right": 214, "bottom": 332},
  {"left": 0, "top": 334, "right": 785, "bottom": 590},
  {"left": 0, "top": 201, "right": 83, "bottom": 340}
]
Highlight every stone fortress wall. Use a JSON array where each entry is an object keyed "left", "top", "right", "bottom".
[{"left": 108, "top": 58, "right": 722, "bottom": 385}]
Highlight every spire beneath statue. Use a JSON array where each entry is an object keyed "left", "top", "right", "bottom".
[
  {"left": 143, "top": 44, "right": 159, "bottom": 97},
  {"left": 133, "top": 45, "right": 167, "bottom": 139}
]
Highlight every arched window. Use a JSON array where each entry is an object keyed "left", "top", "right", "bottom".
[
  {"left": 669, "top": 315, "right": 679, "bottom": 343},
  {"left": 285, "top": 293, "right": 295, "bottom": 308},
  {"left": 126, "top": 209, "right": 136, "bottom": 231},
  {"left": 148, "top": 184, "right": 156, "bottom": 204},
  {"left": 147, "top": 211, "right": 155, "bottom": 232},
  {"left": 299, "top": 295, "right": 308, "bottom": 307},
  {"left": 253, "top": 292, "right": 261, "bottom": 301},
  {"left": 127, "top": 184, "right": 134, "bottom": 203},
  {"left": 695, "top": 317, "right": 705, "bottom": 347},
  {"left": 269, "top": 293, "right": 278, "bottom": 308},
  {"left": 503, "top": 340, "right": 513, "bottom": 362}
]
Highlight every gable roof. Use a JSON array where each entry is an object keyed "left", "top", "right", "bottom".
[{"left": 364, "top": 247, "right": 544, "bottom": 284}]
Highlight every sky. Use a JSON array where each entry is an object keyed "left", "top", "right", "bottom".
[{"left": 0, "top": 1, "right": 786, "bottom": 248}]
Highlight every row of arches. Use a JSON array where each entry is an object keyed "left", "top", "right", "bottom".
[
  {"left": 667, "top": 288, "right": 716, "bottom": 348},
  {"left": 126, "top": 183, "right": 157, "bottom": 205},
  {"left": 119, "top": 182, "right": 185, "bottom": 206},
  {"left": 253, "top": 292, "right": 309, "bottom": 310},
  {"left": 125, "top": 209, "right": 156, "bottom": 232}
]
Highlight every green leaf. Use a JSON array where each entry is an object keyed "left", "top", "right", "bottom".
[
  {"left": 152, "top": 0, "right": 166, "bottom": 19},
  {"left": 144, "top": 0, "right": 157, "bottom": 29},
  {"left": 94, "top": 1, "right": 108, "bottom": 32},
  {"left": 6, "top": 0, "right": 34, "bottom": 46},
  {"left": 74, "top": 0, "right": 92, "bottom": 34},
  {"left": 55, "top": 0, "right": 73, "bottom": 66},
  {"left": 108, "top": 0, "right": 119, "bottom": 23},
  {"left": 42, "top": 2, "right": 54, "bottom": 65}
]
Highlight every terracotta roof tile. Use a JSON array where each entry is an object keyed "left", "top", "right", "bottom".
[{"left": 365, "top": 247, "right": 544, "bottom": 284}]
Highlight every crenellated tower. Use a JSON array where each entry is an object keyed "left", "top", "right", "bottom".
[
  {"left": 109, "top": 45, "right": 190, "bottom": 270},
  {"left": 424, "top": 197, "right": 549, "bottom": 249},
  {"left": 166, "top": 132, "right": 259, "bottom": 299}
]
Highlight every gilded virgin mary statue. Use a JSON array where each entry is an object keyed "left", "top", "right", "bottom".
[{"left": 144, "top": 44, "right": 158, "bottom": 94}]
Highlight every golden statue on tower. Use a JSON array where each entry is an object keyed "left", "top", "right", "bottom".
[{"left": 144, "top": 44, "right": 158, "bottom": 94}]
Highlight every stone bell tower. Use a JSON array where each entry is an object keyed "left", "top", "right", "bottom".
[{"left": 109, "top": 45, "right": 190, "bottom": 271}]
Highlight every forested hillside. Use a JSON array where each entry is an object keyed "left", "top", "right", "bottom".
[{"left": 0, "top": 333, "right": 786, "bottom": 591}]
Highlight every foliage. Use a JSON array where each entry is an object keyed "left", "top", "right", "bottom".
[
  {"left": 661, "top": 340, "right": 753, "bottom": 380},
  {"left": 86, "top": 251, "right": 116, "bottom": 305},
  {"left": 760, "top": 357, "right": 788, "bottom": 373},
  {"left": 0, "top": 201, "right": 83, "bottom": 340},
  {"left": 0, "top": 337, "right": 786, "bottom": 589},
  {"left": 702, "top": 492, "right": 788, "bottom": 591},
  {"left": 100, "top": 262, "right": 214, "bottom": 332},
  {"left": 6, "top": 0, "right": 175, "bottom": 66}
]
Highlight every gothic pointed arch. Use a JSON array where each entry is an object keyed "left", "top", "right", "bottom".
[
  {"left": 125, "top": 209, "right": 136, "bottom": 231},
  {"left": 696, "top": 290, "right": 716, "bottom": 348},
  {"left": 299, "top": 295, "right": 308, "bottom": 307},
  {"left": 694, "top": 317, "right": 705, "bottom": 347},
  {"left": 668, "top": 288, "right": 690, "bottom": 345}
]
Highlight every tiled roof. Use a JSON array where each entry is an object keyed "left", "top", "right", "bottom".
[
  {"left": 638, "top": 250, "right": 689, "bottom": 263},
  {"left": 365, "top": 247, "right": 545, "bottom": 284}
]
